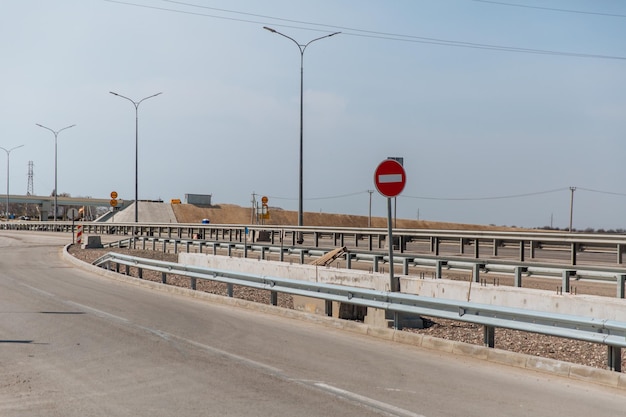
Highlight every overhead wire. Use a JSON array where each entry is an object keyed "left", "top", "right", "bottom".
[
  {"left": 268, "top": 187, "right": 626, "bottom": 203},
  {"left": 471, "top": 0, "right": 626, "bottom": 18},
  {"left": 104, "top": 0, "right": 626, "bottom": 60}
]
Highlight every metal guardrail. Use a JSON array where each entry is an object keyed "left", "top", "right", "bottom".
[
  {"left": 103, "top": 236, "right": 626, "bottom": 299},
  {"left": 93, "top": 251, "right": 625, "bottom": 372},
  {"left": 5, "top": 220, "right": 626, "bottom": 266}
]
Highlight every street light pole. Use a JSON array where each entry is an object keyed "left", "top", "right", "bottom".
[
  {"left": 0, "top": 145, "right": 24, "bottom": 221},
  {"left": 109, "top": 91, "right": 162, "bottom": 224},
  {"left": 263, "top": 26, "right": 340, "bottom": 243},
  {"left": 36, "top": 124, "right": 76, "bottom": 222}
]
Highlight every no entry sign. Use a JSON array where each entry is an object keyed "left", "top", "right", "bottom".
[{"left": 374, "top": 159, "right": 406, "bottom": 198}]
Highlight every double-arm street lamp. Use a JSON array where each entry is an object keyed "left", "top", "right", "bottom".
[
  {"left": 0, "top": 144, "right": 24, "bottom": 221},
  {"left": 109, "top": 91, "right": 162, "bottom": 223},
  {"left": 263, "top": 27, "right": 340, "bottom": 242},
  {"left": 36, "top": 124, "right": 76, "bottom": 222}
]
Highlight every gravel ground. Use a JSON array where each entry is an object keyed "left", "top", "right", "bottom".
[{"left": 66, "top": 244, "right": 625, "bottom": 373}]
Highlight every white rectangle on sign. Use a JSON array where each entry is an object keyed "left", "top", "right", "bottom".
[{"left": 378, "top": 174, "right": 402, "bottom": 183}]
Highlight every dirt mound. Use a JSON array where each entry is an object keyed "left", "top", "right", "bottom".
[{"left": 171, "top": 203, "right": 519, "bottom": 231}]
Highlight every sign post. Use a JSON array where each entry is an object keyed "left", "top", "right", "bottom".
[
  {"left": 374, "top": 158, "right": 406, "bottom": 329},
  {"left": 374, "top": 159, "right": 407, "bottom": 292}
]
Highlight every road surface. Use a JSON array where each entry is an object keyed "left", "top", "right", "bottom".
[{"left": 1, "top": 231, "right": 624, "bottom": 416}]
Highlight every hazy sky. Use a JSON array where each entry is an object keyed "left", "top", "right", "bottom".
[{"left": 1, "top": 0, "right": 624, "bottom": 229}]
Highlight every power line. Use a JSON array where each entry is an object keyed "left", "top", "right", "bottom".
[
  {"left": 577, "top": 187, "right": 626, "bottom": 197},
  {"left": 400, "top": 187, "right": 570, "bottom": 201},
  {"left": 471, "top": 0, "right": 626, "bottom": 18},
  {"left": 103, "top": 0, "right": 626, "bottom": 60}
]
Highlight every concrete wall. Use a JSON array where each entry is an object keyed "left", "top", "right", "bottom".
[{"left": 178, "top": 253, "right": 626, "bottom": 324}]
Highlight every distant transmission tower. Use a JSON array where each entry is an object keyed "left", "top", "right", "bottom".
[{"left": 26, "top": 161, "right": 34, "bottom": 196}]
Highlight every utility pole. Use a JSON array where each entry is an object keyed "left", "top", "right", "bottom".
[
  {"left": 368, "top": 190, "right": 373, "bottom": 227},
  {"left": 569, "top": 187, "right": 576, "bottom": 232}
]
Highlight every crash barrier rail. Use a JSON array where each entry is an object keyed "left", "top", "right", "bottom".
[
  {"left": 93, "top": 251, "right": 625, "bottom": 372},
  {"left": 4, "top": 220, "right": 626, "bottom": 266},
  {"left": 103, "top": 236, "right": 626, "bottom": 299}
]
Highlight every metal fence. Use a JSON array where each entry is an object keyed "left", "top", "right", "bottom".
[{"left": 93, "top": 251, "right": 625, "bottom": 372}]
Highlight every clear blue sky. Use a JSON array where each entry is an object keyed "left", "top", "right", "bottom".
[{"left": 1, "top": 0, "right": 624, "bottom": 229}]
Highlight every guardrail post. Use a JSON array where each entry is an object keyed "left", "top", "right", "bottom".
[
  {"left": 608, "top": 346, "right": 622, "bottom": 372},
  {"left": 529, "top": 240, "right": 535, "bottom": 259},
  {"left": 270, "top": 291, "right": 278, "bottom": 306},
  {"left": 314, "top": 232, "right": 319, "bottom": 247},
  {"left": 174, "top": 240, "right": 179, "bottom": 254},
  {"left": 325, "top": 300, "right": 332, "bottom": 317},
  {"left": 493, "top": 239, "right": 499, "bottom": 257},
  {"left": 190, "top": 277, "right": 196, "bottom": 290},
  {"left": 484, "top": 325, "right": 495, "bottom": 348},
  {"left": 198, "top": 242, "right": 203, "bottom": 254},
  {"left": 562, "top": 270, "right": 575, "bottom": 293},
  {"left": 472, "top": 263, "right": 484, "bottom": 283},
  {"left": 261, "top": 246, "right": 267, "bottom": 260},
  {"left": 519, "top": 240, "right": 525, "bottom": 262},
  {"left": 161, "top": 272, "right": 167, "bottom": 284},
  {"left": 151, "top": 238, "right": 156, "bottom": 251},
  {"left": 228, "top": 244, "right": 233, "bottom": 257},
  {"left": 299, "top": 250, "right": 306, "bottom": 265},
  {"left": 617, "top": 274, "right": 625, "bottom": 299},
  {"left": 138, "top": 267, "right": 143, "bottom": 279},
  {"left": 368, "top": 234, "right": 373, "bottom": 251},
  {"left": 185, "top": 241, "right": 190, "bottom": 253},
  {"left": 436, "top": 260, "right": 447, "bottom": 279},
  {"left": 618, "top": 244, "right": 624, "bottom": 265},
  {"left": 124, "top": 264, "right": 130, "bottom": 276},
  {"left": 474, "top": 239, "right": 480, "bottom": 259},
  {"left": 514, "top": 266, "right": 527, "bottom": 288},
  {"left": 346, "top": 252, "right": 352, "bottom": 269},
  {"left": 141, "top": 237, "right": 146, "bottom": 250},
  {"left": 373, "top": 256, "right": 380, "bottom": 273},
  {"left": 571, "top": 243, "right": 577, "bottom": 265},
  {"left": 227, "top": 283, "right": 233, "bottom": 297},
  {"left": 402, "top": 258, "right": 410, "bottom": 275},
  {"left": 459, "top": 238, "right": 465, "bottom": 254}
]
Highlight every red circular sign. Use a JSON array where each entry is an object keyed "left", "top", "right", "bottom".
[{"left": 374, "top": 159, "right": 406, "bottom": 198}]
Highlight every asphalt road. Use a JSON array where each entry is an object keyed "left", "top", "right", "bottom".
[{"left": 1, "top": 231, "right": 625, "bottom": 417}]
